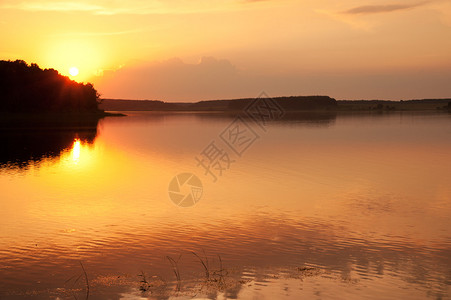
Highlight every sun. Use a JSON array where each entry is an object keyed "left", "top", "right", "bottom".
[{"left": 69, "top": 67, "right": 79, "bottom": 77}]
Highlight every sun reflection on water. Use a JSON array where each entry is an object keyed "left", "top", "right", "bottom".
[
  {"left": 72, "top": 139, "right": 81, "bottom": 163},
  {"left": 58, "top": 138, "right": 96, "bottom": 170}
]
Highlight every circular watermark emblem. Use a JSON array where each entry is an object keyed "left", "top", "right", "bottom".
[{"left": 168, "top": 173, "right": 203, "bottom": 207}]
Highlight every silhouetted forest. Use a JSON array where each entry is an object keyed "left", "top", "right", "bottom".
[
  {"left": 226, "top": 96, "right": 337, "bottom": 111},
  {"left": 338, "top": 99, "right": 451, "bottom": 111},
  {"left": 100, "top": 96, "right": 338, "bottom": 111},
  {"left": 100, "top": 97, "right": 451, "bottom": 112},
  {"left": 0, "top": 60, "right": 101, "bottom": 113}
]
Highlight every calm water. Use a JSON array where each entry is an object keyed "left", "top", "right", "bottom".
[{"left": 1, "top": 111, "right": 451, "bottom": 299}]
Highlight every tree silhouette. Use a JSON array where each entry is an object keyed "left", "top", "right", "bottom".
[{"left": 0, "top": 60, "right": 101, "bottom": 113}]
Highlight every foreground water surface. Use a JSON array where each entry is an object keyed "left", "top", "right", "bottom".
[{"left": 1, "top": 111, "right": 451, "bottom": 299}]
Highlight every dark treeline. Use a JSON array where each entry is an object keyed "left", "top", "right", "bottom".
[
  {"left": 0, "top": 60, "right": 101, "bottom": 113},
  {"left": 225, "top": 96, "right": 337, "bottom": 111},
  {"left": 338, "top": 99, "right": 451, "bottom": 111},
  {"left": 100, "top": 97, "right": 451, "bottom": 112},
  {"left": 100, "top": 96, "right": 338, "bottom": 111},
  {"left": 99, "top": 99, "right": 176, "bottom": 111}
]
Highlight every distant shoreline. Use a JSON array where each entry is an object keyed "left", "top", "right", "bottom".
[{"left": 99, "top": 97, "right": 451, "bottom": 112}]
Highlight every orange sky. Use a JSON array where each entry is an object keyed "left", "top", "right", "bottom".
[{"left": 1, "top": 0, "right": 451, "bottom": 101}]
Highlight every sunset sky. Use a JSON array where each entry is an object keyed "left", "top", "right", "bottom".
[{"left": 1, "top": 0, "right": 451, "bottom": 101}]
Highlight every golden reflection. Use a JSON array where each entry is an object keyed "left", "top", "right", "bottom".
[
  {"left": 60, "top": 138, "right": 96, "bottom": 170},
  {"left": 72, "top": 139, "right": 81, "bottom": 163},
  {"left": 1, "top": 114, "right": 451, "bottom": 300}
]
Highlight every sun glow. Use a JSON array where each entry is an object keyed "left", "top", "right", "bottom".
[
  {"left": 72, "top": 139, "right": 81, "bottom": 163},
  {"left": 59, "top": 138, "right": 96, "bottom": 170},
  {"left": 41, "top": 39, "right": 109, "bottom": 81},
  {"left": 69, "top": 67, "right": 79, "bottom": 76}
]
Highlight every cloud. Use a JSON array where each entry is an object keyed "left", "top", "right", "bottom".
[
  {"left": 315, "top": 9, "right": 373, "bottom": 31},
  {"left": 93, "top": 56, "right": 451, "bottom": 101},
  {"left": 0, "top": 0, "right": 241, "bottom": 15},
  {"left": 344, "top": 2, "right": 426, "bottom": 15},
  {"left": 0, "top": 1, "right": 166, "bottom": 15},
  {"left": 0, "top": 1, "right": 104, "bottom": 13},
  {"left": 94, "top": 57, "right": 243, "bottom": 101},
  {"left": 49, "top": 29, "right": 144, "bottom": 37},
  {"left": 317, "top": 1, "right": 433, "bottom": 30}
]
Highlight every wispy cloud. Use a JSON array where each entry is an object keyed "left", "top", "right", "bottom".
[
  {"left": 0, "top": 1, "right": 161, "bottom": 15},
  {"left": 0, "top": 0, "right": 240, "bottom": 15},
  {"left": 94, "top": 57, "right": 241, "bottom": 101},
  {"left": 0, "top": 2, "right": 104, "bottom": 13},
  {"left": 343, "top": 2, "right": 427, "bottom": 15},
  {"left": 315, "top": 9, "right": 374, "bottom": 31},
  {"left": 316, "top": 1, "right": 433, "bottom": 30},
  {"left": 50, "top": 29, "right": 144, "bottom": 37}
]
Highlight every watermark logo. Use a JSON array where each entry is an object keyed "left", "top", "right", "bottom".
[
  {"left": 244, "top": 92, "right": 285, "bottom": 131},
  {"left": 219, "top": 117, "right": 259, "bottom": 156},
  {"left": 168, "top": 92, "right": 285, "bottom": 206},
  {"left": 195, "top": 92, "right": 284, "bottom": 182},
  {"left": 168, "top": 173, "right": 203, "bottom": 207}
]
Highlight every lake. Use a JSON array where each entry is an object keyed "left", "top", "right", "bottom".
[{"left": 1, "top": 111, "right": 451, "bottom": 299}]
